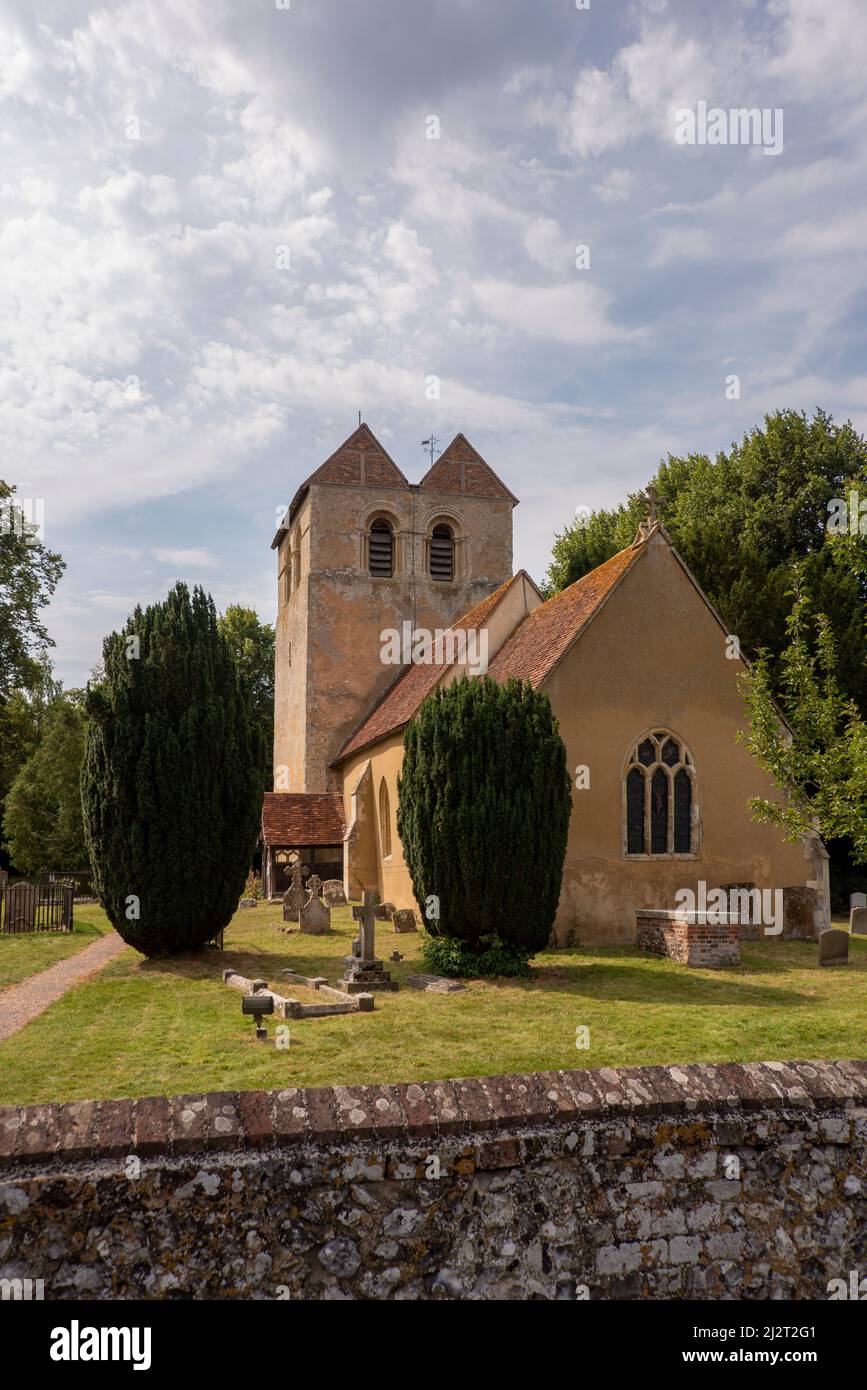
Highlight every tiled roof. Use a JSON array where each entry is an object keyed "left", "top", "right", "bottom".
[
  {"left": 486, "top": 543, "right": 641, "bottom": 687},
  {"left": 334, "top": 576, "right": 517, "bottom": 762},
  {"left": 262, "top": 793, "right": 346, "bottom": 846}
]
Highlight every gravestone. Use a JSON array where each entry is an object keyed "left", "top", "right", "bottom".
[
  {"left": 720, "top": 882, "right": 760, "bottom": 941},
  {"left": 851, "top": 892, "right": 866, "bottom": 910},
  {"left": 238, "top": 897, "right": 258, "bottom": 910},
  {"left": 322, "top": 879, "right": 347, "bottom": 907},
  {"left": 339, "top": 891, "right": 398, "bottom": 992},
  {"left": 850, "top": 907, "right": 867, "bottom": 936},
  {"left": 300, "top": 895, "right": 331, "bottom": 935},
  {"left": 282, "top": 862, "right": 307, "bottom": 923},
  {"left": 306, "top": 873, "right": 323, "bottom": 900},
  {"left": 392, "top": 908, "right": 417, "bottom": 934},
  {"left": 782, "top": 886, "right": 818, "bottom": 941},
  {"left": 5, "top": 882, "right": 36, "bottom": 932},
  {"left": 374, "top": 900, "right": 395, "bottom": 921},
  {"left": 819, "top": 928, "right": 849, "bottom": 966},
  {"left": 406, "top": 973, "right": 467, "bottom": 993}
]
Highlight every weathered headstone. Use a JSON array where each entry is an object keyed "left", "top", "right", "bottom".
[
  {"left": 391, "top": 908, "right": 417, "bottom": 934},
  {"left": 720, "top": 882, "right": 760, "bottom": 940},
  {"left": 322, "top": 879, "right": 347, "bottom": 907},
  {"left": 306, "top": 873, "right": 323, "bottom": 900},
  {"left": 238, "top": 897, "right": 258, "bottom": 910},
  {"left": 819, "top": 928, "right": 849, "bottom": 966},
  {"left": 282, "top": 861, "right": 306, "bottom": 923},
  {"left": 300, "top": 895, "right": 332, "bottom": 935},
  {"left": 4, "top": 882, "right": 36, "bottom": 933},
  {"left": 851, "top": 892, "right": 867, "bottom": 910},
  {"left": 850, "top": 907, "right": 867, "bottom": 936},
  {"left": 339, "top": 890, "right": 398, "bottom": 992},
  {"left": 374, "top": 900, "right": 395, "bottom": 920},
  {"left": 782, "top": 886, "right": 818, "bottom": 941}
]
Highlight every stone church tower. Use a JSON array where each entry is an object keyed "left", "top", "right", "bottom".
[{"left": 271, "top": 424, "right": 517, "bottom": 793}]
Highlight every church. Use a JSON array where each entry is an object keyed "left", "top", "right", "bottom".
[{"left": 262, "top": 423, "right": 829, "bottom": 944}]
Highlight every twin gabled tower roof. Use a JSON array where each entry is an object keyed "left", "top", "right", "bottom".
[{"left": 272, "top": 424, "right": 517, "bottom": 548}]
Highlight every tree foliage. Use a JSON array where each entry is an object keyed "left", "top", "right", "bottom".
[
  {"left": 397, "top": 675, "right": 571, "bottom": 974},
  {"left": 738, "top": 573, "right": 867, "bottom": 865},
  {"left": 545, "top": 409, "right": 867, "bottom": 710},
  {"left": 217, "top": 604, "right": 275, "bottom": 793},
  {"left": 80, "top": 583, "right": 263, "bottom": 957},
  {"left": 0, "top": 481, "right": 65, "bottom": 700},
  {"left": 2, "top": 695, "right": 87, "bottom": 875}
]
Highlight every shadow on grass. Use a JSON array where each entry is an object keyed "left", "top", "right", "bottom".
[{"left": 480, "top": 954, "right": 812, "bottom": 1008}]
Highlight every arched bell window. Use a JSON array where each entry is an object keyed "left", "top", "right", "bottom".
[
  {"left": 624, "top": 730, "right": 697, "bottom": 856},
  {"left": 378, "top": 778, "right": 392, "bottom": 858},
  {"left": 368, "top": 518, "right": 394, "bottom": 577},
  {"left": 429, "top": 523, "right": 455, "bottom": 581}
]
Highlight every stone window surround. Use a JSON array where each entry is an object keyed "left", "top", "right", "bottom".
[
  {"left": 358, "top": 508, "right": 465, "bottom": 582},
  {"left": 622, "top": 727, "right": 701, "bottom": 860}
]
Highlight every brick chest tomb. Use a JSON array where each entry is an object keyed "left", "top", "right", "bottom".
[{"left": 635, "top": 909, "right": 741, "bottom": 967}]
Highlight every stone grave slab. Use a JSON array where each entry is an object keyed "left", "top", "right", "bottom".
[
  {"left": 406, "top": 973, "right": 467, "bottom": 993},
  {"left": 782, "top": 886, "right": 818, "bottom": 941},
  {"left": 374, "top": 900, "right": 395, "bottom": 920}
]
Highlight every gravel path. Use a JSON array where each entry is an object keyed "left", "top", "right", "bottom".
[{"left": 0, "top": 931, "right": 127, "bottom": 1043}]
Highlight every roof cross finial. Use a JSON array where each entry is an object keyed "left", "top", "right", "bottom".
[{"left": 641, "top": 483, "right": 663, "bottom": 526}]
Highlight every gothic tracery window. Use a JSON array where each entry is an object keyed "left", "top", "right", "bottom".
[{"left": 624, "top": 730, "right": 696, "bottom": 856}]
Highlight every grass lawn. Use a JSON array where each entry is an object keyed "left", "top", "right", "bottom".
[
  {"left": 0, "top": 904, "right": 115, "bottom": 990},
  {"left": 0, "top": 900, "right": 864, "bottom": 1106}
]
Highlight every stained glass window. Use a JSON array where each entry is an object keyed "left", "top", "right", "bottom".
[
  {"left": 650, "top": 768, "right": 668, "bottom": 853},
  {"left": 626, "top": 731, "right": 696, "bottom": 856},
  {"left": 661, "top": 738, "right": 680, "bottom": 766},
  {"left": 626, "top": 768, "right": 645, "bottom": 854},
  {"left": 673, "top": 769, "right": 691, "bottom": 853}
]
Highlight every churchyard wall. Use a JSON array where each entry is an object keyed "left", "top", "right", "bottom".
[{"left": 1, "top": 1061, "right": 864, "bottom": 1300}]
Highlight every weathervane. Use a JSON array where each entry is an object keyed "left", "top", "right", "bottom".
[{"left": 421, "top": 434, "right": 441, "bottom": 467}]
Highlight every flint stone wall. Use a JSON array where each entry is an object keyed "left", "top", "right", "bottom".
[{"left": 1, "top": 1060, "right": 865, "bottom": 1300}]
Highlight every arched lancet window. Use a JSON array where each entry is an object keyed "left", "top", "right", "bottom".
[
  {"left": 378, "top": 778, "right": 392, "bottom": 858},
  {"left": 368, "top": 518, "right": 394, "bottom": 577},
  {"left": 624, "top": 730, "right": 696, "bottom": 856},
  {"left": 430, "top": 522, "right": 455, "bottom": 581}
]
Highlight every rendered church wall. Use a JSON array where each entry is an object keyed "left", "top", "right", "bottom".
[
  {"left": 2, "top": 1061, "right": 864, "bottom": 1300},
  {"left": 547, "top": 535, "right": 813, "bottom": 945}
]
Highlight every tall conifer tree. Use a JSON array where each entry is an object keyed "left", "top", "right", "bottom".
[
  {"left": 397, "top": 676, "right": 571, "bottom": 973},
  {"left": 80, "top": 583, "right": 263, "bottom": 957}
]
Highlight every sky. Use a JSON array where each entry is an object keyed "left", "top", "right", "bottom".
[{"left": 2, "top": 0, "right": 866, "bottom": 688}]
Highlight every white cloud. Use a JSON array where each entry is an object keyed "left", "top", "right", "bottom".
[
  {"left": 650, "top": 227, "right": 713, "bottom": 267},
  {"left": 153, "top": 547, "right": 218, "bottom": 569},
  {"left": 472, "top": 278, "right": 638, "bottom": 346}
]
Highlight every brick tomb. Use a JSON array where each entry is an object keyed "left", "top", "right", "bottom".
[{"left": 635, "top": 909, "right": 740, "bottom": 967}]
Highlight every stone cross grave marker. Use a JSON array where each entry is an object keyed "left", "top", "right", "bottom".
[
  {"left": 339, "top": 890, "right": 397, "bottom": 992},
  {"left": 307, "top": 873, "right": 323, "bottom": 900},
  {"left": 282, "top": 861, "right": 307, "bottom": 924},
  {"left": 819, "top": 927, "right": 849, "bottom": 966}
]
